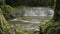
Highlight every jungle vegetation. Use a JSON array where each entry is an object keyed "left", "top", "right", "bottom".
[{"left": 0, "top": 0, "right": 60, "bottom": 34}]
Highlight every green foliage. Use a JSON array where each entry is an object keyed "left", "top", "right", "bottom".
[
  {"left": 45, "top": 27, "right": 55, "bottom": 34},
  {"left": 42, "top": 20, "right": 60, "bottom": 34},
  {"left": 33, "top": 32, "right": 39, "bottom": 34},
  {"left": 54, "top": 0, "right": 56, "bottom": 11},
  {"left": 5, "top": 5, "right": 15, "bottom": 11},
  {"left": 45, "top": 27, "right": 60, "bottom": 34},
  {"left": 16, "top": 28, "right": 24, "bottom": 34},
  {"left": 41, "top": 20, "right": 53, "bottom": 34},
  {"left": 0, "top": 7, "right": 25, "bottom": 34},
  {"left": 55, "top": 27, "right": 60, "bottom": 34},
  {"left": 1, "top": 24, "right": 25, "bottom": 34},
  {"left": 1, "top": 5, "right": 15, "bottom": 11},
  {"left": 45, "top": 20, "right": 52, "bottom": 27},
  {"left": 1, "top": 5, "right": 15, "bottom": 20},
  {"left": 6, "top": 0, "right": 54, "bottom": 7}
]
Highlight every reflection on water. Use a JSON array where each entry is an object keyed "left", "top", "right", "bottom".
[{"left": 9, "top": 7, "right": 54, "bottom": 33}]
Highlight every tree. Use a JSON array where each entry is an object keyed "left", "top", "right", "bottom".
[
  {"left": 43, "top": 0, "right": 60, "bottom": 34},
  {"left": 0, "top": 0, "right": 15, "bottom": 34},
  {"left": 0, "top": 0, "right": 8, "bottom": 34},
  {"left": 53, "top": 0, "right": 60, "bottom": 22}
]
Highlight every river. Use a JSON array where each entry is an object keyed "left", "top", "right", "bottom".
[{"left": 8, "top": 7, "right": 54, "bottom": 34}]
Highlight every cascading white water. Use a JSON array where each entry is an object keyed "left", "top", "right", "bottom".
[
  {"left": 24, "top": 7, "right": 54, "bottom": 17},
  {"left": 9, "top": 7, "right": 54, "bottom": 33}
]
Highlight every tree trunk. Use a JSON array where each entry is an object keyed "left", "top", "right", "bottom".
[
  {"left": 43, "top": 0, "right": 60, "bottom": 34},
  {"left": 0, "top": 0, "right": 9, "bottom": 34},
  {"left": 0, "top": 8, "right": 9, "bottom": 34},
  {"left": 53, "top": 0, "right": 60, "bottom": 25}
]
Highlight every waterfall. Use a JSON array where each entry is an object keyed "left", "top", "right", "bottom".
[
  {"left": 24, "top": 7, "right": 54, "bottom": 17},
  {"left": 9, "top": 7, "right": 54, "bottom": 32}
]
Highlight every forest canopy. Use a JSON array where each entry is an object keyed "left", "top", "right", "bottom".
[{"left": 6, "top": 0, "right": 54, "bottom": 7}]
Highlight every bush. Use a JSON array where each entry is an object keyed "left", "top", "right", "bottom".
[{"left": 45, "top": 27, "right": 60, "bottom": 34}]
